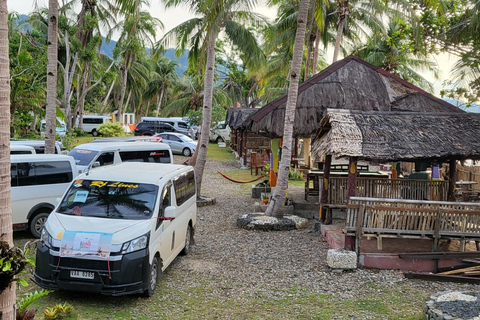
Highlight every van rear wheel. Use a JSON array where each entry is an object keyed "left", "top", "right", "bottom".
[
  {"left": 143, "top": 257, "right": 161, "bottom": 297},
  {"left": 216, "top": 136, "right": 224, "bottom": 143},
  {"left": 29, "top": 211, "right": 50, "bottom": 238},
  {"left": 92, "top": 129, "right": 99, "bottom": 137},
  {"left": 180, "top": 225, "right": 192, "bottom": 256}
]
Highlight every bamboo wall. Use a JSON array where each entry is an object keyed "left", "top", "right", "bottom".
[{"left": 457, "top": 164, "right": 480, "bottom": 191}]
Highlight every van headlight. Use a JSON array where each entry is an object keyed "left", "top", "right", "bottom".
[
  {"left": 121, "top": 234, "right": 149, "bottom": 254},
  {"left": 40, "top": 228, "right": 52, "bottom": 248}
]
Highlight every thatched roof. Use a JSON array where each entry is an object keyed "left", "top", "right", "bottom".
[
  {"left": 248, "top": 56, "right": 463, "bottom": 138},
  {"left": 312, "top": 109, "right": 480, "bottom": 163},
  {"left": 225, "top": 107, "right": 259, "bottom": 130}
]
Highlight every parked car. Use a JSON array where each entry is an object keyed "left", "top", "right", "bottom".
[
  {"left": 155, "top": 133, "right": 197, "bottom": 157},
  {"left": 209, "top": 121, "right": 231, "bottom": 143},
  {"left": 11, "top": 154, "right": 76, "bottom": 238},
  {"left": 134, "top": 121, "right": 178, "bottom": 136},
  {"left": 67, "top": 141, "right": 173, "bottom": 176},
  {"left": 40, "top": 118, "right": 66, "bottom": 137},
  {"left": 10, "top": 144, "right": 36, "bottom": 154},
  {"left": 34, "top": 162, "right": 197, "bottom": 296}
]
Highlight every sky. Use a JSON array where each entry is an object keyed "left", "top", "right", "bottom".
[{"left": 7, "top": 0, "right": 456, "bottom": 96}]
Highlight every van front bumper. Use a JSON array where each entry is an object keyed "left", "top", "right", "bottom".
[{"left": 33, "top": 242, "right": 150, "bottom": 296}]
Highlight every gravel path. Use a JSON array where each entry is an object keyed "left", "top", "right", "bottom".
[{"left": 169, "top": 157, "right": 479, "bottom": 316}]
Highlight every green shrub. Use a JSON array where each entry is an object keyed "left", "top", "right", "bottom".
[{"left": 97, "top": 122, "right": 126, "bottom": 137}]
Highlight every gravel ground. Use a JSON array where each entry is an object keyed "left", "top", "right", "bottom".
[{"left": 169, "top": 157, "right": 479, "bottom": 317}]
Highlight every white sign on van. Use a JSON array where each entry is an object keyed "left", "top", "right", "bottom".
[{"left": 60, "top": 231, "right": 113, "bottom": 258}]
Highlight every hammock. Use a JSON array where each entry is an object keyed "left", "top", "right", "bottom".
[{"left": 217, "top": 171, "right": 267, "bottom": 184}]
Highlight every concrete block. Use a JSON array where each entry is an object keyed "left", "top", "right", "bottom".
[
  {"left": 251, "top": 185, "right": 271, "bottom": 198},
  {"left": 327, "top": 248, "right": 357, "bottom": 270}
]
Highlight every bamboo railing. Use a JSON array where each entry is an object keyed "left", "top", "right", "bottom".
[{"left": 327, "top": 178, "right": 449, "bottom": 206}]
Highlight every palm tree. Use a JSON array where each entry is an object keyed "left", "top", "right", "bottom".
[
  {"left": 331, "top": 0, "right": 387, "bottom": 62},
  {"left": 265, "top": 0, "right": 311, "bottom": 217},
  {"left": 144, "top": 55, "right": 179, "bottom": 117},
  {"left": 0, "top": 1, "right": 16, "bottom": 318},
  {"left": 354, "top": 19, "right": 437, "bottom": 92},
  {"left": 45, "top": 0, "right": 59, "bottom": 154},
  {"left": 162, "top": 0, "right": 266, "bottom": 197},
  {"left": 111, "top": 3, "right": 162, "bottom": 120}
]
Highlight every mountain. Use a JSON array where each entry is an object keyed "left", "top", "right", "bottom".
[{"left": 100, "top": 39, "right": 188, "bottom": 76}]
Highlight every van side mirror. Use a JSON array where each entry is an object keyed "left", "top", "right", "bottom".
[
  {"left": 164, "top": 206, "right": 176, "bottom": 219},
  {"left": 92, "top": 161, "right": 101, "bottom": 168}
]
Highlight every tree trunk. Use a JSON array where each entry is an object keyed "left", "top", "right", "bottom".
[
  {"left": 155, "top": 86, "right": 165, "bottom": 117},
  {"left": 304, "top": 0, "right": 316, "bottom": 81},
  {"left": 117, "top": 54, "right": 130, "bottom": 119},
  {"left": 194, "top": 28, "right": 220, "bottom": 198},
  {"left": 0, "top": 1, "right": 15, "bottom": 318},
  {"left": 332, "top": 1, "right": 349, "bottom": 63},
  {"left": 265, "top": 0, "right": 310, "bottom": 218},
  {"left": 100, "top": 79, "right": 115, "bottom": 113},
  {"left": 312, "top": 29, "right": 320, "bottom": 73},
  {"left": 45, "top": 0, "right": 58, "bottom": 154}
]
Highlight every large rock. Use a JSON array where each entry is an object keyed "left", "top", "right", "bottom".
[
  {"left": 236, "top": 213, "right": 308, "bottom": 231},
  {"left": 327, "top": 248, "right": 357, "bottom": 270}
]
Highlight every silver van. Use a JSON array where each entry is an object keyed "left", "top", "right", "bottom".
[
  {"left": 67, "top": 141, "right": 173, "bottom": 176},
  {"left": 77, "top": 115, "right": 112, "bottom": 136},
  {"left": 141, "top": 117, "right": 194, "bottom": 138}
]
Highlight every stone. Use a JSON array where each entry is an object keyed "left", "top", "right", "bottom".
[
  {"left": 285, "top": 214, "right": 308, "bottom": 229},
  {"left": 327, "top": 248, "right": 357, "bottom": 270},
  {"left": 251, "top": 184, "right": 270, "bottom": 199}
]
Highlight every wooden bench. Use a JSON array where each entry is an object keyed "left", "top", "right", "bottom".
[{"left": 345, "top": 197, "right": 480, "bottom": 256}]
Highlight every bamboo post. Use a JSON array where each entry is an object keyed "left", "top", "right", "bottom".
[
  {"left": 448, "top": 159, "right": 457, "bottom": 201},
  {"left": 320, "top": 154, "right": 332, "bottom": 224},
  {"left": 243, "top": 130, "right": 248, "bottom": 166}
]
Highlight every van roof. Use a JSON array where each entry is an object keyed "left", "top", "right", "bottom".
[
  {"left": 83, "top": 115, "right": 111, "bottom": 118},
  {"left": 11, "top": 154, "right": 75, "bottom": 162},
  {"left": 78, "top": 162, "right": 192, "bottom": 184},
  {"left": 73, "top": 141, "right": 170, "bottom": 152}
]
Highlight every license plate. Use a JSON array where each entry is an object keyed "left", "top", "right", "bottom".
[{"left": 70, "top": 270, "right": 94, "bottom": 279}]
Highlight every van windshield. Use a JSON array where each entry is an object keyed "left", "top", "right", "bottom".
[
  {"left": 57, "top": 180, "right": 158, "bottom": 219},
  {"left": 67, "top": 149, "right": 99, "bottom": 166}
]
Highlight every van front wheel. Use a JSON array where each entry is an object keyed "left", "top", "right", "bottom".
[
  {"left": 29, "top": 211, "right": 50, "bottom": 238},
  {"left": 143, "top": 257, "right": 161, "bottom": 297},
  {"left": 92, "top": 129, "right": 99, "bottom": 137}
]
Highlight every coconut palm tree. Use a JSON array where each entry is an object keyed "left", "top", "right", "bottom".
[
  {"left": 111, "top": 2, "right": 162, "bottom": 119},
  {"left": 354, "top": 19, "right": 437, "bottom": 92},
  {"left": 45, "top": 0, "right": 59, "bottom": 154},
  {"left": 161, "top": 0, "right": 266, "bottom": 197},
  {"left": 0, "top": 1, "right": 15, "bottom": 318},
  {"left": 265, "top": 0, "right": 311, "bottom": 217}
]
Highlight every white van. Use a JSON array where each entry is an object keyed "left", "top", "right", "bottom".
[
  {"left": 11, "top": 154, "right": 77, "bottom": 238},
  {"left": 10, "top": 145, "right": 36, "bottom": 154},
  {"left": 67, "top": 141, "right": 173, "bottom": 176},
  {"left": 34, "top": 162, "right": 196, "bottom": 296},
  {"left": 209, "top": 121, "right": 231, "bottom": 143},
  {"left": 78, "top": 115, "right": 112, "bottom": 136},
  {"left": 10, "top": 140, "right": 63, "bottom": 154}
]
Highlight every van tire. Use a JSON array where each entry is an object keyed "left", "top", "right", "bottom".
[
  {"left": 180, "top": 225, "right": 192, "bottom": 256},
  {"left": 91, "top": 129, "right": 99, "bottom": 137},
  {"left": 29, "top": 211, "right": 50, "bottom": 238},
  {"left": 182, "top": 148, "right": 192, "bottom": 157},
  {"left": 143, "top": 256, "right": 161, "bottom": 297},
  {"left": 216, "top": 136, "right": 224, "bottom": 143}
]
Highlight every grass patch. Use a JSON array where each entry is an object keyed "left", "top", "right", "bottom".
[{"left": 206, "top": 143, "right": 236, "bottom": 162}]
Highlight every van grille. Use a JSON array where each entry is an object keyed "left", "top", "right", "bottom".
[{"left": 53, "top": 256, "right": 121, "bottom": 271}]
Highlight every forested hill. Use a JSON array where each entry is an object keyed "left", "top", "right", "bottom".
[{"left": 100, "top": 38, "right": 188, "bottom": 76}]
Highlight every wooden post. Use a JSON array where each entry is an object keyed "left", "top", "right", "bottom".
[
  {"left": 448, "top": 159, "right": 457, "bottom": 201},
  {"left": 304, "top": 138, "right": 311, "bottom": 168},
  {"left": 347, "top": 157, "right": 358, "bottom": 200},
  {"left": 243, "top": 130, "right": 248, "bottom": 166},
  {"left": 320, "top": 154, "right": 332, "bottom": 224}
]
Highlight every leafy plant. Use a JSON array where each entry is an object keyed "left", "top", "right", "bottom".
[
  {"left": 44, "top": 302, "right": 76, "bottom": 320},
  {"left": 16, "top": 289, "right": 53, "bottom": 320},
  {"left": 97, "top": 122, "right": 126, "bottom": 137},
  {"left": 288, "top": 168, "right": 304, "bottom": 181},
  {"left": 0, "top": 241, "right": 29, "bottom": 292}
]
